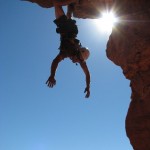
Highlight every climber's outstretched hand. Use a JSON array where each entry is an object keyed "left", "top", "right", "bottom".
[
  {"left": 84, "top": 87, "right": 90, "bottom": 98},
  {"left": 46, "top": 76, "right": 56, "bottom": 88}
]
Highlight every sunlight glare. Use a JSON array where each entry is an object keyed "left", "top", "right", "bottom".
[{"left": 95, "top": 11, "right": 118, "bottom": 34}]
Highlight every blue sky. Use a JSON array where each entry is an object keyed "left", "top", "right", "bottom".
[{"left": 0, "top": 1, "right": 133, "bottom": 150}]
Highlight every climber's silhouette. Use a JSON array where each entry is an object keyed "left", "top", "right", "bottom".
[{"left": 46, "top": 2, "right": 91, "bottom": 98}]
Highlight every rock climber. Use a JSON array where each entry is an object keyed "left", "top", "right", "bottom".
[{"left": 46, "top": 2, "right": 91, "bottom": 98}]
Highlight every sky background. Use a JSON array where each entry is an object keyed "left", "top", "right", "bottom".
[{"left": 0, "top": 1, "right": 133, "bottom": 150}]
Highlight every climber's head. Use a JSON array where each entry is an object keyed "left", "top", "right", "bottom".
[
  {"left": 70, "top": 47, "right": 90, "bottom": 63},
  {"left": 79, "top": 47, "right": 90, "bottom": 61}
]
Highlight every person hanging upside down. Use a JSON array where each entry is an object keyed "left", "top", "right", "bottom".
[{"left": 46, "top": 2, "right": 91, "bottom": 98}]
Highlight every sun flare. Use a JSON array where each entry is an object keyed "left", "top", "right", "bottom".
[{"left": 95, "top": 11, "right": 118, "bottom": 33}]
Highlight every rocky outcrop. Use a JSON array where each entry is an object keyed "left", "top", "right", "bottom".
[
  {"left": 106, "top": 1, "right": 150, "bottom": 150},
  {"left": 25, "top": 0, "right": 150, "bottom": 149},
  {"left": 23, "top": 0, "right": 76, "bottom": 8},
  {"left": 72, "top": 0, "right": 114, "bottom": 18},
  {"left": 24, "top": 0, "right": 113, "bottom": 18}
]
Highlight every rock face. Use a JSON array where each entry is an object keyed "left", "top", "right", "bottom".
[
  {"left": 72, "top": 0, "right": 114, "bottom": 18},
  {"left": 25, "top": 0, "right": 113, "bottom": 18},
  {"left": 106, "top": 1, "right": 150, "bottom": 150},
  {"left": 26, "top": 0, "right": 150, "bottom": 149}
]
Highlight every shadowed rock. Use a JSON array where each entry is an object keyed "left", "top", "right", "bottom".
[
  {"left": 106, "top": 1, "right": 150, "bottom": 150},
  {"left": 24, "top": 0, "right": 113, "bottom": 18}
]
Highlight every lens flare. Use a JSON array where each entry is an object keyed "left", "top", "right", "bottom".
[{"left": 95, "top": 11, "right": 118, "bottom": 33}]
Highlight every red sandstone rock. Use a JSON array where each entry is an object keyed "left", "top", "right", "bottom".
[
  {"left": 23, "top": 0, "right": 77, "bottom": 8},
  {"left": 72, "top": 0, "right": 114, "bottom": 18},
  {"left": 24, "top": 0, "right": 113, "bottom": 18},
  {"left": 106, "top": 1, "right": 150, "bottom": 150}
]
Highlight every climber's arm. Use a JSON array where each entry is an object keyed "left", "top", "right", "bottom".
[
  {"left": 79, "top": 61, "right": 91, "bottom": 98},
  {"left": 67, "top": 3, "right": 74, "bottom": 19},
  {"left": 53, "top": 0, "right": 76, "bottom": 19},
  {"left": 46, "top": 54, "right": 64, "bottom": 88}
]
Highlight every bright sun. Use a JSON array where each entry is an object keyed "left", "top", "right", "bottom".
[{"left": 95, "top": 11, "right": 118, "bottom": 33}]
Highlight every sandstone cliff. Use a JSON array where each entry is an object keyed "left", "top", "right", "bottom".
[
  {"left": 24, "top": 0, "right": 113, "bottom": 18},
  {"left": 106, "top": 1, "right": 150, "bottom": 150},
  {"left": 25, "top": 0, "right": 150, "bottom": 149}
]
